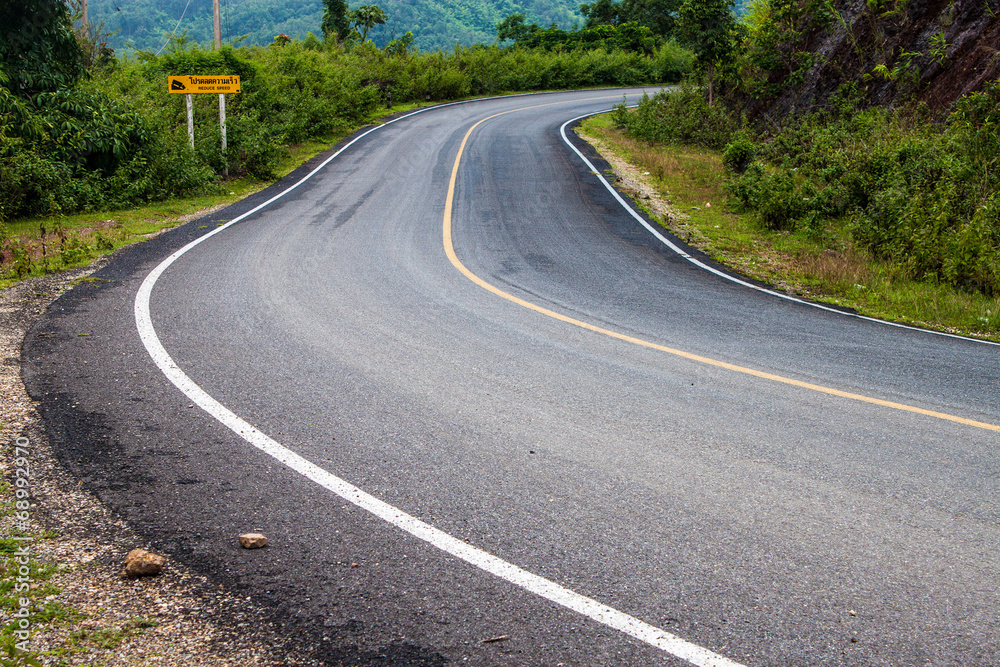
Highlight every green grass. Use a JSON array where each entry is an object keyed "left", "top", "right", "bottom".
[
  {"left": 0, "top": 548, "right": 68, "bottom": 663},
  {"left": 66, "top": 617, "right": 157, "bottom": 650},
  {"left": 579, "top": 113, "right": 1000, "bottom": 342}
]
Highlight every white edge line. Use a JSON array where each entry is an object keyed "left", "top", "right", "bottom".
[
  {"left": 132, "top": 94, "right": 748, "bottom": 667},
  {"left": 560, "top": 111, "right": 1000, "bottom": 347}
]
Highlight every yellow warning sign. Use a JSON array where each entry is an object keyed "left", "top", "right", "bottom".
[{"left": 168, "top": 75, "right": 241, "bottom": 94}]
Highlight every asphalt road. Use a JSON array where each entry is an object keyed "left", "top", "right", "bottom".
[{"left": 23, "top": 88, "right": 1000, "bottom": 667}]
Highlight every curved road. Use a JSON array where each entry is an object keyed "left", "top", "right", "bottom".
[{"left": 24, "top": 89, "right": 1000, "bottom": 666}]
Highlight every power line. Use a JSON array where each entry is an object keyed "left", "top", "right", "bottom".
[{"left": 155, "top": 0, "right": 194, "bottom": 55}]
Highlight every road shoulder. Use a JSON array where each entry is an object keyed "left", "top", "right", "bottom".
[{"left": 1, "top": 265, "right": 299, "bottom": 666}]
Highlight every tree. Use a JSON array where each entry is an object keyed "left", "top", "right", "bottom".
[
  {"left": 625, "top": 0, "right": 681, "bottom": 36},
  {"left": 676, "top": 0, "right": 736, "bottom": 105},
  {"left": 581, "top": 0, "right": 680, "bottom": 37},
  {"left": 321, "top": 0, "right": 350, "bottom": 42},
  {"left": 349, "top": 5, "right": 388, "bottom": 43},
  {"left": 0, "top": 0, "right": 84, "bottom": 96},
  {"left": 581, "top": 0, "right": 624, "bottom": 27},
  {"left": 496, "top": 13, "right": 539, "bottom": 45}
]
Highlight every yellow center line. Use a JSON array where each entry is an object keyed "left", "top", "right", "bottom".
[{"left": 442, "top": 103, "right": 1000, "bottom": 434}]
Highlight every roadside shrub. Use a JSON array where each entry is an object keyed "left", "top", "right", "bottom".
[
  {"left": 222, "top": 112, "right": 284, "bottom": 180},
  {"left": 59, "top": 233, "right": 91, "bottom": 267},
  {"left": 722, "top": 80, "right": 1000, "bottom": 295},
  {"left": 722, "top": 129, "right": 757, "bottom": 172},
  {"left": 3, "top": 32, "right": 689, "bottom": 225},
  {"left": 654, "top": 41, "right": 696, "bottom": 83},
  {"left": 616, "top": 81, "right": 738, "bottom": 149}
]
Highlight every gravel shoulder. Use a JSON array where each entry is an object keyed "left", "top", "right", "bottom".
[{"left": 0, "top": 259, "right": 305, "bottom": 665}]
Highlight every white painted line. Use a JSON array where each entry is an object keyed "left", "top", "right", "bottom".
[
  {"left": 134, "top": 94, "right": 748, "bottom": 667},
  {"left": 560, "top": 113, "right": 1000, "bottom": 347}
]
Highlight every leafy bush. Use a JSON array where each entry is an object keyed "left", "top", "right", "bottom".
[
  {"left": 722, "top": 128, "right": 756, "bottom": 172},
  {"left": 654, "top": 41, "right": 697, "bottom": 83},
  {"left": 725, "top": 81, "right": 1000, "bottom": 294},
  {"left": 3, "top": 23, "right": 691, "bottom": 225},
  {"left": 734, "top": 0, "right": 841, "bottom": 100},
  {"left": 614, "top": 81, "right": 738, "bottom": 149}
]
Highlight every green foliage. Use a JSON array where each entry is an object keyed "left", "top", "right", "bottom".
[
  {"left": 580, "top": 0, "right": 682, "bottom": 36},
  {"left": 617, "top": 71, "right": 1000, "bottom": 294},
  {"left": 3, "top": 29, "right": 685, "bottom": 226},
  {"left": 0, "top": 53, "right": 215, "bottom": 220},
  {"left": 722, "top": 128, "right": 757, "bottom": 172},
  {"left": 496, "top": 15, "right": 661, "bottom": 55},
  {"left": 677, "top": 0, "right": 737, "bottom": 65},
  {"left": 726, "top": 82, "right": 1000, "bottom": 294},
  {"left": 496, "top": 14, "right": 533, "bottom": 43},
  {"left": 0, "top": 0, "right": 85, "bottom": 95},
  {"left": 349, "top": 5, "right": 389, "bottom": 43},
  {"left": 321, "top": 0, "right": 350, "bottom": 42},
  {"left": 929, "top": 31, "right": 948, "bottom": 65},
  {"left": 653, "top": 40, "right": 697, "bottom": 81},
  {"left": 83, "top": 0, "right": 586, "bottom": 54},
  {"left": 0, "top": 635, "right": 42, "bottom": 667},
  {"left": 613, "top": 81, "right": 738, "bottom": 148},
  {"left": 735, "top": 0, "right": 840, "bottom": 99},
  {"left": 384, "top": 31, "right": 416, "bottom": 57},
  {"left": 676, "top": 0, "right": 739, "bottom": 104}
]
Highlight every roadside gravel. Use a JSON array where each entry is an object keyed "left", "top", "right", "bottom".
[
  {"left": 575, "top": 128, "right": 689, "bottom": 235},
  {"left": 0, "top": 261, "right": 305, "bottom": 665}
]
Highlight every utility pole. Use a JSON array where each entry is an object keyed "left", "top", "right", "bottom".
[
  {"left": 213, "top": 0, "right": 222, "bottom": 48},
  {"left": 214, "top": 0, "right": 227, "bottom": 176}
]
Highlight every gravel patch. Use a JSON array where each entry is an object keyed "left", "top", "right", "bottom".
[{"left": 575, "top": 128, "right": 688, "bottom": 231}]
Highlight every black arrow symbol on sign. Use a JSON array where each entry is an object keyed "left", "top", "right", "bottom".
[{"left": 171, "top": 79, "right": 187, "bottom": 91}]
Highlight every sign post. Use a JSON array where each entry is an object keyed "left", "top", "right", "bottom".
[
  {"left": 186, "top": 94, "right": 194, "bottom": 148},
  {"left": 219, "top": 93, "right": 227, "bottom": 168},
  {"left": 168, "top": 76, "right": 241, "bottom": 165},
  {"left": 213, "top": 0, "right": 226, "bottom": 174}
]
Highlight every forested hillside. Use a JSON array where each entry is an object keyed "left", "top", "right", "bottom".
[{"left": 86, "top": 0, "right": 584, "bottom": 52}]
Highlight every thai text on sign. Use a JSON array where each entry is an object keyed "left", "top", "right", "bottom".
[{"left": 168, "top": 75, "right": 241, "bottom": 94}]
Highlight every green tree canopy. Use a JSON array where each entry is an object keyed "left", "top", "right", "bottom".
[
  {"left": 676, "top": 0, "right": 736, "bottom": 104},
  {"left": 321, "top": 0, "right": 351, "bottom": 42},
  {"left": 496, "top": 13, "right": 537, "bottom": 43},
  {"left": 581, "top": 0, "right": 680, "bottom": 37},
  {"left": 0, "top": 0, "right": 84, "bottom": 96},
  {"left": 350, "top": 5, "right": 388, "bottom": 42}
]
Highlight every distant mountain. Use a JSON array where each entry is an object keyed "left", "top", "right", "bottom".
[{"left": 87, "top": 0, "right": 585, "bottom": 53}]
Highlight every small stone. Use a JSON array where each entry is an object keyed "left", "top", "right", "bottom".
[
  {"left": 239, "top": 533, "right": 268, "bottom": 549},
  {"left": 124, "top": 549, "right": 166, "bottom": 578}
]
